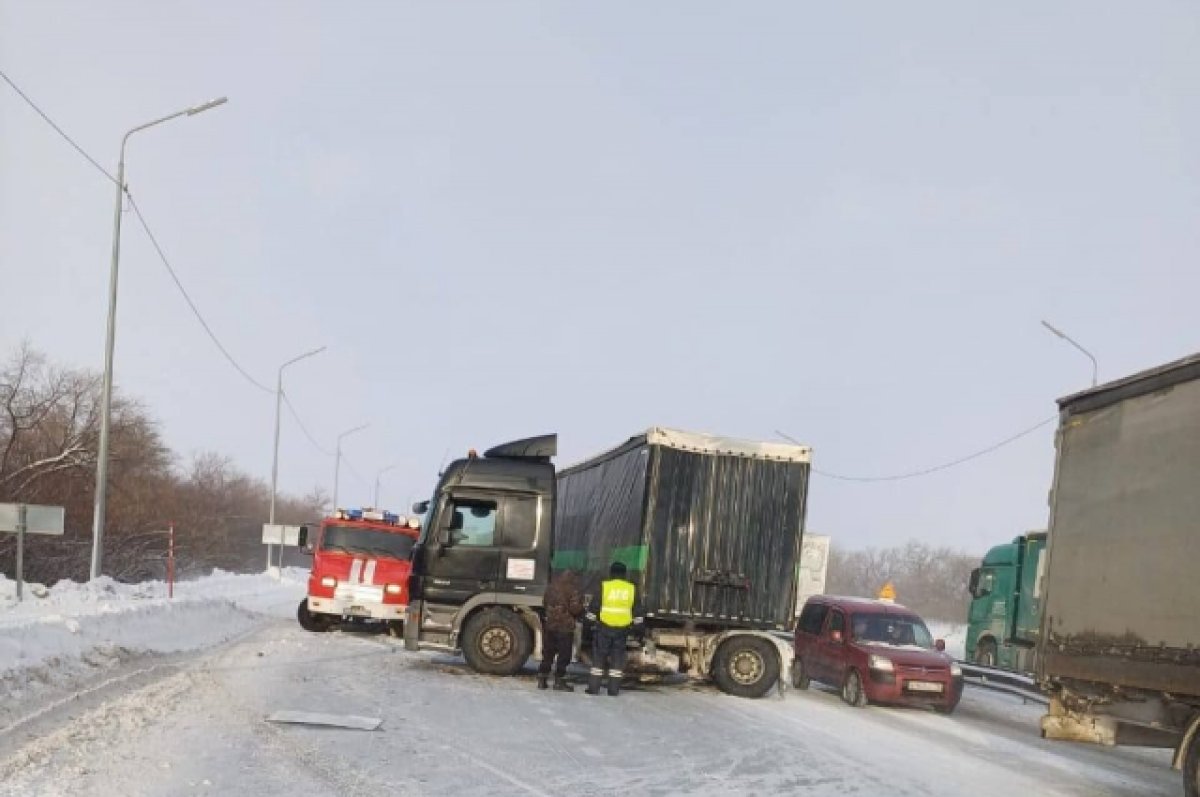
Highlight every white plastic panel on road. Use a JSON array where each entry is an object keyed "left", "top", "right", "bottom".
[{"left": 265, "top": 711, "right": 382, "bottom": 731}]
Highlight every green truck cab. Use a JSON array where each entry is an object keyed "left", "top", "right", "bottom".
[{"left": 965, "top": 532, "right": 1045, "bottom": 671}]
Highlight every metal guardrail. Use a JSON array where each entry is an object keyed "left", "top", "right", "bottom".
[{"left": 958, "top": 661, "right": 1048, "bottom": 705}]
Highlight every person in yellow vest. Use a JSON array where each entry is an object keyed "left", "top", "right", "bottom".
[{"left": 584, "top": 561, "right": 644, "bottom": 697}]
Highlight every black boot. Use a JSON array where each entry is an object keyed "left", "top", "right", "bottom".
[
  {"left": 536, "top": 674, "right": 548, "bottom": 690},
  {"left": 553, "top": 676, "right": 574, "bottom": 692},
  {"left": 607, "top": 673, "right": 621, "bottom": 697},
  {"left": 585, "top": 673, "right": 601, "bottom": 695}
]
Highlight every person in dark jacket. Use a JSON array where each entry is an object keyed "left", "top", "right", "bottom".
[
  {"left": 538, "top": 569, "right": 584, "bottom": 691},
  {"left": 585, "top": 561, "right": 644, "bottom": 697}
]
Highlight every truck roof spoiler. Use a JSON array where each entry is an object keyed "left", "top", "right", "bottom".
[{"left": 484, "top": 434, "right": 557, "bottom": 461}]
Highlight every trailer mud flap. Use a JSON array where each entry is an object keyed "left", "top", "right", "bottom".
[{"left": 1040, "top": 696, "right": 1118, "bottom": 746}]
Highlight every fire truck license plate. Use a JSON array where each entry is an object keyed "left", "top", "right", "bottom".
[{"left": 906, "top": 681, "right": 944, "bottom": 693}]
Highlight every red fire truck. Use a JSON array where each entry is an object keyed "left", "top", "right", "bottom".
[{"left": 297, "top": 508, "right": 421, "bottom": 633}]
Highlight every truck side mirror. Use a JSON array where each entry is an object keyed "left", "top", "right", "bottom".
[
  {"left": 412, "top": 500, "right": 430, "bottom": 515},
  {"left": 297, "top": 525, "right": 310, "bottom": 551},
  {"left": 830, "top": 630, "right": 843, "bottom": 644},
  {"left": 968, "top": 568, "right": 980, "bottom": 596},
  {"left": 438, "top": 528, "right": 467, "bottom": 547}
]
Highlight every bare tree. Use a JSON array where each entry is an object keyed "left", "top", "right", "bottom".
[
  {"left": 826, "top": 540, "right": 980, "bottom": 621},
  {"left": 0, "top": 345, "right": 325, "bottom": 585}
]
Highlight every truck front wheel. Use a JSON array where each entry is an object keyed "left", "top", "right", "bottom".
[
  {"left": 461, "top": 608, "right": 532, "bottom": 676},
  {"left": 974, "top": 638, "right": 997, "bottom": 667},
  {"left": 297, "top": 599, "right": 332, "bottom": 633},
  {"left": 712, "top": 636, "right": 780, "bottom": 699}
]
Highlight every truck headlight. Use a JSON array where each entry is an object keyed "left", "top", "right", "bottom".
[
  {"left": 385, "top": 584, "right": 403, "bottom": 595},
  {"left": 320, "top": 576, "right": 337, "bottom": 588},
  {"left": 868, "top": 654, "right": 894, "bottom": 672}
]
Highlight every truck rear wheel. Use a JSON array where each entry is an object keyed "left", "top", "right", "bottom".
[
  {"left": 712, "top": 636, "right": 780, "bottom": 699},
  {"left": 1184, "top": 726, "right": 1199, "bottom": 797},
  {"left": 461, "top": 608, "right": 532, "bottom": 676},
  {"left": 297, "top": 599, "right": 332, "bottom": 633},
  {"left": 975, "top": 639, "right": 997, "bottom": 667}
]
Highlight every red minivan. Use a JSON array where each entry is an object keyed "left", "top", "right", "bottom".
[{"left": 793, "top": 595, "right": 963, "bottom": 714}]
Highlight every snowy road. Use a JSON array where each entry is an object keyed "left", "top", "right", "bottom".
[{"left": 0, "top": 614, "right": 1181, "bottom": 797}]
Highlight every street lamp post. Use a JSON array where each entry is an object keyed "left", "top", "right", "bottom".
[
  {"left": 267, "top": 346, "right": 325, "bottom": 572},
  {"left": 90, "top": 97, "right": 228, "bottom": 580},
  {"left": 373, "top": 464, "right": 399, "bottom": 508},
  {"left": 1041, "top": 320, "right": 1099, "bottom": 387},
  {"left": 333, "top": 424, "right": 369, "bottom": 511}
]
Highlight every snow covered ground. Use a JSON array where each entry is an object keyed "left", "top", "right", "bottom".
[
  {"left": 0, "top": 568, "right": 306, "bottom": 734},
  {"left": 0, "top": 582, "right": 1181, "bottom": 797}
]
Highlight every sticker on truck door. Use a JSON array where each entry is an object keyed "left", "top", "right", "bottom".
[{"left": 506, "top": 558, "right": 535, "bottom": 581}]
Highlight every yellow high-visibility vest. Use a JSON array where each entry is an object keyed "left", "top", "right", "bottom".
[{"left": 599, "top": 578, "right": 636, "bottom": 628}]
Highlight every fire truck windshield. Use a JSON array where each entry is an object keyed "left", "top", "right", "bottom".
[{"left": 320, "top": 525, "right": 415, "bottom": 560}]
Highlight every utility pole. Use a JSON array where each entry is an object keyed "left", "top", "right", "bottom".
[
  {"left": 333, "top": 424, "right": 369, "bottom": 510},
  {"left": 267, "top": 346, "right": 325, "bottom": 571},
  {"left": 91, "top": 97, "right": 228, "bottom": 579}
]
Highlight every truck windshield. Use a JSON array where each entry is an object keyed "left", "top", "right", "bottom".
[
  {"left": 320, "top": 526, "right": 415, "bottom": 560},
  {"left": 851, "top": 614, "right": 935, "bottom": 650}
]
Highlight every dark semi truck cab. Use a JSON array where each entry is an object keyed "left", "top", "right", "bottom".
[
  {"left": 405, "top": 436, "right": 556, "bottom": 675},
  {"left": 406, "top": 428, "right": 813, "bottom": 699}
]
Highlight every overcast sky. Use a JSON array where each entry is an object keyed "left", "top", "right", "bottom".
[{"left": 2, "top": 2, "right": 1197, "bottom": 552}]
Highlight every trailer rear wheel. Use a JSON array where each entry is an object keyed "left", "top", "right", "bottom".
[
  {"left": 1184, "top": 727, "right": 1199, "bottom": 797},
  {"left": 297, "top": 600, "right": 332, "bottom": 633},
  {"left": 712, "top": 636, "right": 780, "bottom": 699},
  {"left": 461, "top": 608, "right": 532, "bottom": 676}
]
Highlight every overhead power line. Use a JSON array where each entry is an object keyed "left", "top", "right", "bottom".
[
  {"left": 775, "top": 414, "right": 1057, "bottom": 483},
  {"left": 340, "top": 455, "right": 371, "bottom": 488},
  {"left": 0, "top": 66, "right": 117, "bottom": 184},
  {"left": 125, "top": 193, "right": 275, "bottom": 396},
  {"left": 281, "top": 391, "right": 334, "bottom": 457},
  {"left": 2, "top": 68, "right": 342, "bottom": 460}
]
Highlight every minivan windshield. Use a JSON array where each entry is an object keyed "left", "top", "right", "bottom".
[
  {"left": 850, "top": 614, "right": 935, "bottom": 650},
  {"left": 320, "top": 525, "right": 415, "bottom": 560}
]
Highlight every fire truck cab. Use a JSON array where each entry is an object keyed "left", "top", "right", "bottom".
[{"left": 297, "top": 508, "right": 421, "bottom": 633}]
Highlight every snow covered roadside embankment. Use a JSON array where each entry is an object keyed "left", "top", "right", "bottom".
[{"left": 0, "top": 568, "right": 306, "bottom": 723}]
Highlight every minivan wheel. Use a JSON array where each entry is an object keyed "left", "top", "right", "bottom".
[
  {"left": 842, "top": 669, "right": 868, "bottom": 708},
  {"left": 791, "top": 657, "right": 810, "bottom": 690},
  {"left": 461, "top": 608, "right": 533, "bottom": 676},
  {"left": 935, "top": 697, "right": 960, "bottom": 716},
  {"left": 712, "top": 636, "right": 781, "bottom": 699}
]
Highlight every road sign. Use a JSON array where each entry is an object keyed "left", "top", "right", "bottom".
[
  {"left": 1, "top": 503, "right": 65, "bottom": 603},
  {"left": 0, "top": 503, "right": 65, "bottom": 536},
  {"left": 261, "top": 523, "right": 305, "bottom": 546}
]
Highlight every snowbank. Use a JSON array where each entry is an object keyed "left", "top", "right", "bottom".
[{"left": 0, "top": 568, "right": 306, "bottom": 714}]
